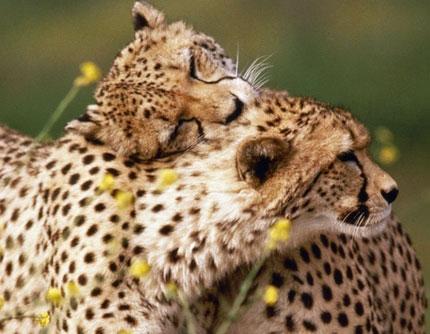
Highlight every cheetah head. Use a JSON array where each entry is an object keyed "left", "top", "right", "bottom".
[
  {"left": 66, "top": 1, "right": 255, "bottom": 159},
  {"left": 231, "top": 90, "right": 399, "bottom": 243},
  {"left": 129, "top": 89, "right": 400, "bottom": 293},
  {"left": 161, "top": 89, "right": 398, "bottom": 250}
]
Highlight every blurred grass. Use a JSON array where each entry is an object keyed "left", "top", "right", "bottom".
[{"left": 0, "top": 0, "right": 429, "bottom": 328}]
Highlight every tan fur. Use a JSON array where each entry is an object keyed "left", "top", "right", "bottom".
[
  {"left": 66, "top": 1, "right": 255, "bottom": 159},
  {"left": 0, "top": 2, "right": 425, "bottom": 334}
]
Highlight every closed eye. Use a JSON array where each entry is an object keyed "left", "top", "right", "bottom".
[
  {"left": 225, "top": 95, "right": 244, "bottom": 124},
  {"left": 337, "top": 151, "right": 361, "bottom": 171},
  {"left": 189, "top": 54, "right": 198, "bottom": 79},
  {"left": 337, "top": 151, "right": 358, "bottom": 163}
]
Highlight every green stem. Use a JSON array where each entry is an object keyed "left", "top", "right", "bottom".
[
  {"left": 36, "top": 84, "right": 81, "bottom": 141},
  {"left": 214, "top": 255, "right": 267, "bottom": 334},
  {"left": 177, "top": 290, "right": 197, "bottom": 334}
]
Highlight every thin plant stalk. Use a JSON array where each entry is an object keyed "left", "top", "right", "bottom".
[
  {"left": 36, "top": 85, "right": 81, "bottom": 141},
  {"left": 177, "top": 290, "right": 197, "bottom": 334},
  {"left": 214, "top": 255, "right": 267, "bottom": 334}
]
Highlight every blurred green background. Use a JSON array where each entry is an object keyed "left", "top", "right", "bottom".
[{"left": 1, "top": 0, "right": 429, "bottom": 326}]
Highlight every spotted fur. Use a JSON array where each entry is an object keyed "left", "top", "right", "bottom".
[
  {"left": 0, "top": 3, "right": 425, "bottom": 334},
  {"left": 66, "top": 1, "right": 255, "bottom": 160},
  {"left": 1, "top": 88, "right": 426, "bottom": 333}
]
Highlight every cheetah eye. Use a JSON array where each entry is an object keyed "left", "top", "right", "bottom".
[
  {"left": 337, "top": 151, "right": 358, "bottom": 163},
  {"left": 225, "top": 95, "right": 244, "bottom": 124},
  {"left": 189, "top": 54, "right": 199, "bottom": 79}
]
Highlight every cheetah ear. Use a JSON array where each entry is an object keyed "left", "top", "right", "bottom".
[
  {"left": 236, "top": 137, "right": 290, "bottom": 188},
  {"left": 133, "top": 1, "right": 166, "bottom": 31}
]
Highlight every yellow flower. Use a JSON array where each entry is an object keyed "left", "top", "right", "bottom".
[
  {"left": 36, "top": 311, "right": 50, "bottom": 328},
  {"left": 99, "top": 174, "right": 115, "bottom": 192},
  {"left": 165, "top": 282, "right": 178, "bottom": 299},
  {"left": 263, "top": 285, "right": 279, "bottom": 306},
  {"left": 157, "top": 169, "right": 179, "bottom": 190},
  {"left": 129, "top": 259, "right": 151, "bottom": 278},
  {"left": 115, "top": 190, "right": 135, "bottom": 210},
  {"left": 74, "top": 62, "right": 102, "bottom": 87},
  {"left": 378, "top": 145, "right": 399, "bottom": 165},
  {"left": 267, "top": 218, "right": 291, "bottom": 249},
  {"left": 45, "top": 287, "right": 62, "bottom": 306},
  {"left": 118, "top": 330, "right": 133, "bottom": 334},
  {"left": 66, "top": 281, "right": 80, "bottom": 297},
  {"left": 0, "top": 295, "right": 4, "bottom": 310},
  {"left": 375, "top": 127, "right": 394, "bottom": 144},
  {"left": 105, "top": 237, "right": 120, "bottom": 257}
]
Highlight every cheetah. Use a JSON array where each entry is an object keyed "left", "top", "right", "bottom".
[
  {"left": 0, "top": 3, "right": 426, "bottom": 334},
  {"left": 1, "top": 88, "right": 425, "bottom": 333},
  {"left": 66, "top": 1, "right": 255, "bottom": 160},
  {"left": 192, "top": 92, "right": 426, "bottom": 334}
]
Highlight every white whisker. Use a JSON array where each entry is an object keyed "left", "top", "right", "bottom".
[
  {"left": 235, "top": 44, "right": 240, "bottom": 77},
  {"left": 242, "top": 55, "right": 273, "bottom": 88}
]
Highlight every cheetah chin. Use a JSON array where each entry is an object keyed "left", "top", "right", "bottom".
[{"left": 287, "top": 209, "right": 391, "bottom": 246}]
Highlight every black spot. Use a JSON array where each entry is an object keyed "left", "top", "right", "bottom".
[
  {"left": 322, "top": 284, "right": 333, "bottom": 301},
  {"left": 303, "top": 320, "right": 317, "bottom": 332},
  {"left": 355, "top": 302, "right": 364, "bottom": 316},
  {"left": 333, "top": 269, "right": 343, "bottom": 285},
  {"left": 159, "top": 225, "right": 174, "bottom": 236},
  {"left": 337, "top": 312, "right": 349, "bottom": 327},
  {"left": 152, "top": 204, "right": 164, "bottom": 213},
  {"left": 321, "top": 311, "right": 332, "bottom": 323},
  {"left": 61, "top": 163, "right": 72, "bottom": 175},
  {"left": 323, "top": 262, "right": 332, "bottom": 275},
  {"left": 285, "top": 314, "right": 295, "bottom": 330},
  {"left": 306, "top": 272, "right": 314, "bottom": 286},
  {"left": 124, "top": 315, "right": 137, "bottom": 326},
  {"left": 283, "top": 257, "right": 298, "bottom": 271},
  {"left": 86, "top": 224, "right": 98, "bottom": 237},
  {"left": 91, "top": 287, "right": 102, "bottom": 297},
  {"left": 288, "top": 290, "right": 296, "bottom": 303},
  {"left": 320, "top": 234, "right": 329, "bottom": 247},
  {"left": 78, "top": 274, "right": 88, "bottom": 285},
  {"left": 271, "top": 272, "right": 284, "bottom": 288},
  {"left": 172, "top": 213, "right": 183, "bottom": 222},
  {"left": 343, "top": 294, "right": 351, "bottom": 306},
  {"left": 83, "top": 155, "right": 95, "bottom": 165},
  {"left": 85, "top": 308, "right": 94, "bottom": 320},
  {"left": 95, "top": 203, "right": 106, "bottom": 212},
  {"left": 265, "top": 306, "right": 278, "bottom": 318},
  {"left": 69, "top": 173, "right": 80, "bottom": 185},
  {"left": 311, "top": 243, "right": 321, "bottom": 259},
  {"left": 300, "top": 247, "right": 310, "bottom": 263},
  {"left": 301, "top": 292, "right": 313, "bottom": 309},
  {"left": 355, "top": 325, "right": 364, "bottom": 334},
  {"left": 102, "top": 153, "right": 116, "bottom": 162},
  {"left": 84, "top": 252, "right": 95, "bottom": 263}
]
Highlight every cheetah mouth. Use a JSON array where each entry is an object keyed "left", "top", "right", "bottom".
[
  {"left": 339, "top": 206, "right": 391, "bottom": 228},
  {"left": 340, "top": 204, "right": 370, "bottom": 226}
]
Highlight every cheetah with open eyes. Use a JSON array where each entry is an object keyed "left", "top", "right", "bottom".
[
  {"left": 67, "top": 1, "right": 255, "bottom": 160},
  {"left": 192, "top": 91, "right": 426, "bottom": 334}
]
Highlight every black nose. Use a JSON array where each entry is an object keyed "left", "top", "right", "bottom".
[{"left": 381, "top": 188, "right": 399, "bottom": 204}]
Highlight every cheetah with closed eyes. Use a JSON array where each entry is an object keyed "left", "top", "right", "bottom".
[
  {"left": 66, "top": 1, "right": 255, "bottom": 160},
  {"left": 0, "top": 2, "right": 426, "bottom": 334}
]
